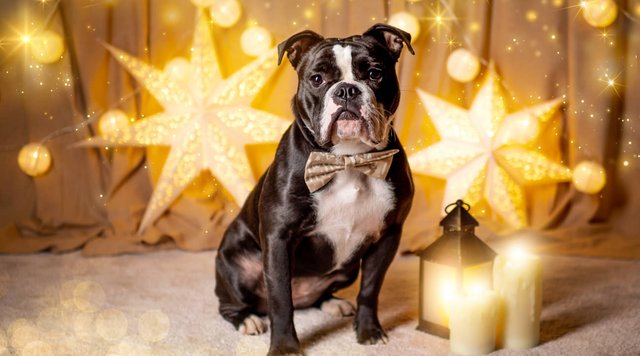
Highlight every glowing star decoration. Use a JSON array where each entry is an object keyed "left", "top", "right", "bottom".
[
  {"left": 86, "top": 12, "right": 290, "bottom": 233},
  {"left": 409, "top": 71, "right": 571, "bottom": 228}
]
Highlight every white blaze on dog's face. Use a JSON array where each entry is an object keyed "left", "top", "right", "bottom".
[
  {"left": 278, "top": 27, "right": 412, "bottom": 154},
  {"left": 317, "top": 45, "right": 383, "bottom": 154}
]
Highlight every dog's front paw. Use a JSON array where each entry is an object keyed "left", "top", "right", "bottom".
[
  {"left": 320, "top": 298, "right": 355, "bottom": 317},
  {"left": 355, "top": 323, "right": 388, "bottom": 345},
  {"left": 238, "top": 314, "right": 267, "bottom": 335},
  {"left": 267, "top": 339, "right": 302, "bottom": 356}
]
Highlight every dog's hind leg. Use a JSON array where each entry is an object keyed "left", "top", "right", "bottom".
[{"left": 215, "top": 247, "right": 267, "bottom": 335}]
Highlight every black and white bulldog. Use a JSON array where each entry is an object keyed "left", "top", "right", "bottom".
[{"left": 215, "top": 24, "right": 415, "bottom": 355}]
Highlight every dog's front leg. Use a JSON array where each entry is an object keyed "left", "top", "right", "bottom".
[
  {"left": 263, "top": 228, "right": 301, "bottom": 355},
  {"left": 354, "top": 224, "right": 402, "bottom": 345}
]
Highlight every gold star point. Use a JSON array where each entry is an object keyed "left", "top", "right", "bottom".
[
  {"left": 410, "top": 71, "right": 571, "bottom": 228},
  {"left": 87, "top": 11, "right": 289, "bottom": 233}
]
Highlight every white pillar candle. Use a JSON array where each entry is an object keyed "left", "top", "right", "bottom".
[
  {"left": 493, "top": 250, "right": 542, "bottom": 349},
  {"left": 449, "top": 288, "right": 499, "bottom": 355}
]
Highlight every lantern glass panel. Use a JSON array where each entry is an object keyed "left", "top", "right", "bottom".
[{"left": 421, "top": 260, "right": 456, "bottom": 328}]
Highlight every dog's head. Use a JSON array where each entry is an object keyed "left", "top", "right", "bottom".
[{"left": 278, "top": 24, "right": 414, "bottom": 154}]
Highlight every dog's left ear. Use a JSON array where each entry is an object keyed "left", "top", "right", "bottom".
[
  {"left": 363, "top": 24, "right": 415, "bottom": 60},
  {"left": 277, "top": 30, "right": 324, "bottom": 68}
]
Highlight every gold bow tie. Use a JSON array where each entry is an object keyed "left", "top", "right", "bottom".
[{"left": 304, "top": 149, "right": 399, "bottom": 192}]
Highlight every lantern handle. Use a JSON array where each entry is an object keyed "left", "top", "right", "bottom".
[{"left": 445, "top": 199, "right": 470, "bottom": 213}]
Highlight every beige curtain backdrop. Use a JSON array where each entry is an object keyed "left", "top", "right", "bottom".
[{"left": 0, "top": 0, "right": 638, "bottom": 257}]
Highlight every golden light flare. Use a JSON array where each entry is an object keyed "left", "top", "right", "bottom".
[
  {"left": 409, "top": 70, "right": 571, "bottom": 228},
  {"left": 82, "top": 10, "right": 290, "bottom": 233},
  {"left": 600, "top": 72, "right": 622, "bottom": 97}
]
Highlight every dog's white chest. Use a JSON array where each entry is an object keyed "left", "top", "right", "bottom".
[{"left": 311, "top": 170, "right": 395, "bottom": 267}]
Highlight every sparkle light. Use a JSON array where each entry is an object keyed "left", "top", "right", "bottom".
[
  {"left": 409, "top": 70, "right": 570, "bottom": 228},
  {"left": 18, "top": 143, "right": 52, "bottom": 177},
  {"left": 82, "top": 11, "right": 290, "bottom": 233}
]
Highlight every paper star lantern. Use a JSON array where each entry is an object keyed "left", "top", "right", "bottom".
[
  {"left": 409, "top": 70, "right": 571, "bottom": 228},
  {"left": 85, "top": 11, "right": 289, "bottom": 233}
]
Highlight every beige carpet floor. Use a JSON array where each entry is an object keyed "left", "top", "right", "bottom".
[{"left": 1, "top": 250, "right": 639, "bottom": 355}]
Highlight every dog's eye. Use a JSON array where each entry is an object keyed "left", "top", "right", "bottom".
[
  {"left": 368, "top": 68, "right": 383, "bottom": 81},
  {"left": 310, "top": 74, "right": 323, "bottom": 86}
]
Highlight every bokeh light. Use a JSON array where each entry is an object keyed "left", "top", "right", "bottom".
[
  {"left": 29, "top": 30, "right": 64, "bottom": 64},
  {"left": 240, "top": 26, "right": 273, "bottom": 57},
  {"left": 446, "top": 48, "right": 480, "bottom": 83},
  {"left": 17, "top": 143, "right": 52, "bottom": 177},
  {"left": 98, "top": 110, "right": 130, "bottom": 139},
  {"left": 582, "top": 0, "right": 618, "bottom": 28},
  {"left": 388, "top": 11, "right": 421, "bottom": 43},
  {"left": 210, "top": 0, "right": 242, "bottom": 28},
  {"left": 95, "top": 309, "right": 128, "bottom": 341},
  {"left": 572, "top": 160, "right": 607, "bottom": 194},
  {"left": 138, "top": 309, "right": 170, "bottom": 343}
]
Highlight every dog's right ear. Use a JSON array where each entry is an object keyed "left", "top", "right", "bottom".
[{"left": 277, "top": 30, "right": 324, "bottom": 68}]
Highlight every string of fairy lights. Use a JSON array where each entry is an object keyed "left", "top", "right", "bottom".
[{"left": 5, "top": 0, "right": 637, "bottom": 229}]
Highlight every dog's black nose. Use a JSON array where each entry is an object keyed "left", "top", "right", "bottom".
[{"left": 334, "top": 83, "right": 361, "bottom": 101}]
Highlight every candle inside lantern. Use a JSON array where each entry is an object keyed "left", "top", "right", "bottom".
[
  {"left": 493, "top": 247, "right": 542, "bottom": 349},
  {"left": 449, "top": 285, "right": 499, "bottom": 355}
]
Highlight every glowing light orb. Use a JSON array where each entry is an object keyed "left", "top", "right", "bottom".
[
  {"left": 7, "top": 319, "right": 38, "bottom": 350},
  {"left": 138, "top": 310, "right": 170, "bottom": 343},
  {"left": 18, "top": 143, "right": 52, "bottom": 177},
  {"left": 95, "top": 309, "right": 128, "bottom": 341},
  {"left": 388, "top": 11, "right": 420, "bottom": 43},
  {"left": 572, "top": 161, "right": 607, "bottom": 194},
  {"left": 29, "top": 30, "right": 64, "bottom": 64},
  {"left": 163, "top": 57, "right": 192, "bottom": 83},
  {"left": 446, "top": 48, "right": 481, "bottom": 83},
  {"left": 73, "top": 281, "right": 106, "bottom": 312},
  {"left": 582, "top": 0, "right": 618, "bottom": 28},
  {"left": 240, "top": 26, "right": 273, "bottom": 57},
  {"left": 98, "top": 109, "right": 130, "bottom": 139},
  {"left": 210, "top": 0, "right": 242, "bottom": 28}
]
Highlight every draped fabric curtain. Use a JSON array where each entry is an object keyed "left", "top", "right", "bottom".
[{"left": 0, "top": 0, "right": 638, "bottom": 257}]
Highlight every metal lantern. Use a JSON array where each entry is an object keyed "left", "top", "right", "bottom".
[{"left": 417, "top": 200, "right": 496, "bottom": 338}]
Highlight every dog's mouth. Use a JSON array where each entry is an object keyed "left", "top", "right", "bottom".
[{"left": 330, "top": 109, "right": 366, "bottom": 140}]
